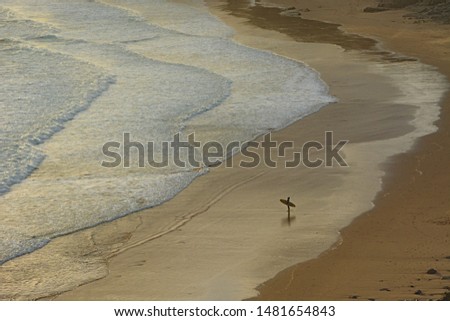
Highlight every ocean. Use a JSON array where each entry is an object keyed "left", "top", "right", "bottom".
[{"left": 0, "top": 0, "right": 335, "bottom": 265}]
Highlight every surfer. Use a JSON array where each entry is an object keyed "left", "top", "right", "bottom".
[{"left": 280, "top": 196, "right": 296, "bottom": 220}]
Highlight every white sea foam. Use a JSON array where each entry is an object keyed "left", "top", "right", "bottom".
[{"left": 0, "top": 0, "right": 334, "bottom": 264}]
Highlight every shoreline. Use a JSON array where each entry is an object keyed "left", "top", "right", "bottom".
[
  {"left": 246, "top": 0, "right": 450, "bottom": 300},
  {"left": 54, "top": 1, "right": 447, "bottom": 300},
  {"left": 1, "top": 0, "right": 449, "bottom": 301}
]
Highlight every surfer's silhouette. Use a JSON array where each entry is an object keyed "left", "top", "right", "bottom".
[{"left": 280, "top": 196, "right": 296, "bottom": 221}]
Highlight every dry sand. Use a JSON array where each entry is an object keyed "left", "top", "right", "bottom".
[{"left": 1, "top": 0, "right": 449, "bottom": 301}]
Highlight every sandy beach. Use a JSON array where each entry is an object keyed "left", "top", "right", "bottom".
[
  {"left": 1, "top": 0, "right": 449, "bottom": 301},
  {"left": 249, "top": 0, "right": 450, "bottom": 300}
]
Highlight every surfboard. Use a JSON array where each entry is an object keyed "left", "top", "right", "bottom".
[{"left": 280, "top": 199, "right": 296, "bottom": 207}]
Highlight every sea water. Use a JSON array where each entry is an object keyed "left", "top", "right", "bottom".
[{"left": 0, "top": 0, "right": 335, "bottom": 264}]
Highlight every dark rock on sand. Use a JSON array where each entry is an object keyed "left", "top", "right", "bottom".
[
  {"left": 380, "top": 288, "right": 391, "bottom": 291},
  {"left": 442, "top": 292, "right": 450, "bottom": 301},
  {"left": 426, "top": 268, "right": 438, "bottom": 275},
  {"left": 415, "top": 290, "right": 424, "bottom": 295}
]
